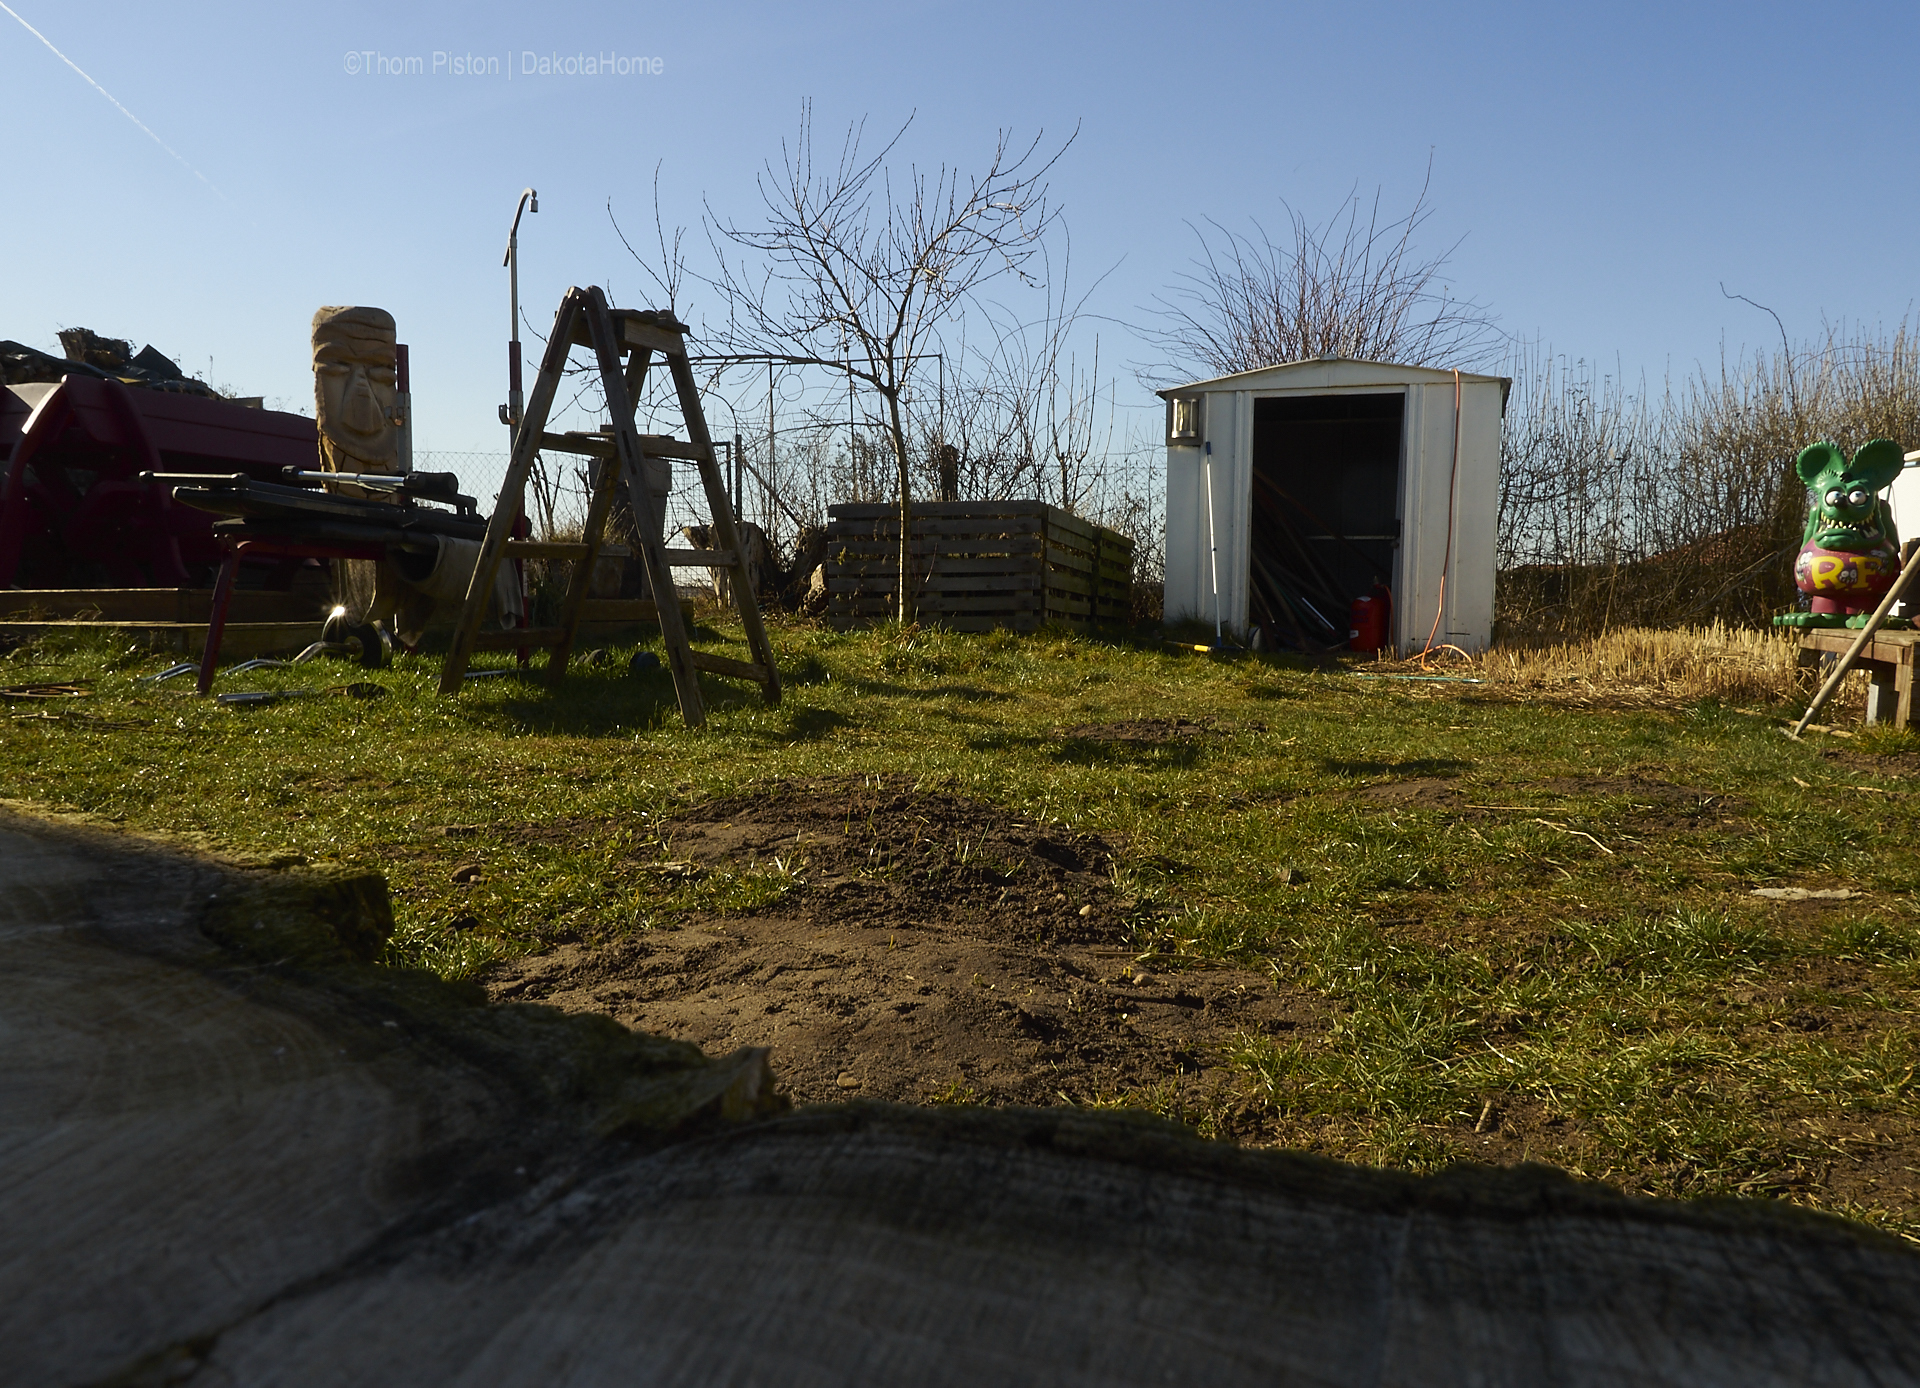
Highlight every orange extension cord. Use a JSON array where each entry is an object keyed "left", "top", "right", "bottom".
[{"left": 1419, "top": 369, "right": 1470, "bottom": 668}]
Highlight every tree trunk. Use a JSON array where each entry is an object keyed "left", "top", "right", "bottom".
[{"left": 887, "top": 388, "right": 913, "bottom": 624}]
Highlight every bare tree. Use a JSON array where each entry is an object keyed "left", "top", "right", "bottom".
[
  {"left": 702, "top": 104, "right": 1073, "bottom": 620},
  {"left": 1140, "top": 160, "right": 1503, "bottom": 383}
]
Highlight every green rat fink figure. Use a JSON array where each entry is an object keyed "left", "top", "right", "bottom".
[{"left": 1774, "top": 438, "right": 1909, "bottom": 630}]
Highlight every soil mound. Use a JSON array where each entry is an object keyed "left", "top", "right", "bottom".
[{"left": 488, "top": 778, "right": 1309, "bottom": 1110}]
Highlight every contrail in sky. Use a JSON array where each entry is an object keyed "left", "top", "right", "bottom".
[{"left": 0, "top": 1, "right": 224, "bottom": 199}]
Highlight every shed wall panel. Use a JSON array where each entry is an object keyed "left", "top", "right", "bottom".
[
  {"left": 1163, "top": 359, "right": 1506, "bottom": 652},
  {"left": 1164, "top": 445, "right": 1206, "bottom": 623}
]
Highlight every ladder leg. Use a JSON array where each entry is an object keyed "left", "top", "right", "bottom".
[
  {"left": 581, "top": 288, "right": 706, "bottom": 728},
  {"left": 196, "top": 545, "right": 241, "bottom": 696},
  {"left": 666, "top": 349, "right": 782, "bottom": 707},
  {"left": 545, "top": 452, "right": 624, "bottom": 686},
  {"left": 546, "top": 348, "right": 655, "bottom": 686},
  {"left": 439, "top": 289, "right": 583, "bottom": 695}
]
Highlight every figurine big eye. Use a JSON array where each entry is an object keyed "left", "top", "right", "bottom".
[
  {"left": 1848, "top": 488, "right": 1871, "bottom": 508},
  {"left": 1826, "top": 489, "right": 1843, "bottom": 506}
]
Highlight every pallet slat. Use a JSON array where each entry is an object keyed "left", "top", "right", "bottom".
[{"left": 825, "top": 500, "right": 1130, "bottom": 634}]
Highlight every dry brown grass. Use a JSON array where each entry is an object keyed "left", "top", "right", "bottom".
[{"left": 1371, "top": 623, "right": 1873, "bottom": 715}]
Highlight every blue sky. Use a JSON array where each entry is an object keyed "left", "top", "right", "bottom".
[{"left": 4, "top": 0, "right": 1915, "bottom": 456}]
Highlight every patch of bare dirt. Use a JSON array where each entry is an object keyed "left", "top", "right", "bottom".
[
  {"left": 1822, "top": 748, "right": 1920, "bottom": 779},
  {"left": 1352, "top": 777, "right": 1465, "bottom": 809},
  {"left": 485, "top": 779, "right": 1313, "bottom": 1109},
  {"left": 1509, "top": 775, "right": 1746, "bottom": 831}
]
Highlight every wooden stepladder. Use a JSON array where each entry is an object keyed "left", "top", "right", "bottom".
[{"left": 438, "top": 285, "right": 781, "bottom": 727}]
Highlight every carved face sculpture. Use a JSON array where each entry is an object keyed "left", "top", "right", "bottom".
[{"left": 311, "top": 306, "right": 398, "bottom": 472}]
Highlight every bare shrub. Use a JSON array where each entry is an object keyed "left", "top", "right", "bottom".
[
  {"left": 1139, "top": 161, "right": 1504, "bottom": 383},
  {"left": 1498, "top": 320, "right": 1920, "bottom": 638}
]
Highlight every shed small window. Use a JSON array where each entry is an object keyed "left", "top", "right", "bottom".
[{"left": 1167, "top": 395, "right": 1202, "bottom": 446}]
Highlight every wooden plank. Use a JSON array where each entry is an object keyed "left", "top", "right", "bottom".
[
  {"left": 613, "top": 316, "right": 688, "bottom": 357},
  {"left": 828, "top": 556, "right": 1045, "bottom": 578},
  {"left": 831, "top": 536, "right": 1044, "bottom": 559},
  {"left": 824, "top": 500, "right": 1129, "bottom": 635},
  {"left": 540, "top": 431, "right": 708, "bottom": 463},
  {"left": 829, "top": 518, "right": 1045, "bottom": 539},
  {"left": 538, "top": 431, "right": 607, "bottom": 457},
  {"left": 1045, "top": 505, "right": 1096, "bottom": 535},
  {"left": 832, "top": 526, "right": 1048, "bottom": 544},
  {"left": 829, "top": 501, "right": 1048, "bottom": 522},
  {"left": 1045, "top": 544, "right": 1094, "bottom": 575},
  {"left": 0, "top": 620, "right": 315, "bottom": 658},
  {"left": 0, "top": 589, "right": 322, "bottom": 624},
  {"left": 916, "top": 594, "right": 1041, "bottom": 612},
  {"left": 664, "top": 548, "right": 736, "bottom": 568},
  {"left": 834, "top": 592, "right": 1039, "bottom": 613},
  {"left": 567, "top": 311, "right": 685, "bottom": 357},
  {"left": 829, "top": 563, "right": 1038, "bottom": 582},
  {"left": 828, "top": 574, "right": 1043, "bottom": 596},
  {"left": 688, "top": 649, "right": 770, "bottom": 684},
  {"left": 1046, "top": 571, "right": 1094, "bottom": 598},
  {"left": 830, "top": 553, "right": 1042, "bottom": 573},
  {"left": 504, "top": 540, "right": 592, "bottom": 561}
]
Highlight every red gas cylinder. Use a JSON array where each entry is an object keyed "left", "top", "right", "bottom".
[{"left": 1349, "top": 584, "right": 1393, "bottom": 653}]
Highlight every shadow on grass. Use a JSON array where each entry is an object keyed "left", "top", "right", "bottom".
[
  {"left": 1320, "top": 757, "right": 1473, "bottom": 778},
  {"left": 745, "top": 705, "right": 856, "bottom": 744},
  {"left": 964, "top": 728, "right": 1210, "bottom": 770},
  {"left": 1052, "top": 738, "right": 1210, "bottom": 770},
  {"left": 845, "top": 678, "right": 1013, "bottom": 704},
  {"left": 492, "top": 672, "right": 766, "bottom": 736}
]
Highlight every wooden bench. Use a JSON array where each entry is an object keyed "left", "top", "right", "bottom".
[{"left": 1796, "top": 626, "right": 1920, "bottom": 727}]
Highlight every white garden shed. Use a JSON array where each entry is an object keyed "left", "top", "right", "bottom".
[{"left": 1159, "top": 358, "right": 1509, "bottom": 654}]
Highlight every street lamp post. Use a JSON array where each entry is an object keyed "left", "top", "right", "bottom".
[{"left": 499, "top": 188, "right": 538, "bottom": 437}]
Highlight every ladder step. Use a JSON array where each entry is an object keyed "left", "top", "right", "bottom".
[
  {"left": 505, "top": 540, "right": 592, "bottom": 560},
  {"left": 470, "top": 627, "right": 568, "bottom": 651},
  {"left": 540, "top": 430, "right": 711, "bottom": 463},
  {"left": 539, "top": 431, "right": 609, "bottom": 457},
  {"left": 665, "top": 547, "right": 737, "bottom": 568},
  {"left": 689, "top": 649, "right": 771, "bottom": 684},
  {"left": 636, "top": 436, "right": 712, "bottom": 463},
  {"left": 569, "top": 311, "right": 687, "bottom": 357}
]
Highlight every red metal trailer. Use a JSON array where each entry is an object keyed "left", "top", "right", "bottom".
[{"left": 0, "top": 374, "right": 319, "bottom": 589}]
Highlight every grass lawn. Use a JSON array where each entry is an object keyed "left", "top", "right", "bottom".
[{"left": 6, "top": 615, "right": 1920, "bottom": 1238}]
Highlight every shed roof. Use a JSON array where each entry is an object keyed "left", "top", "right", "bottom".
[{"left": 1155, "top": 357, "right": 1511, "bottom": 400}]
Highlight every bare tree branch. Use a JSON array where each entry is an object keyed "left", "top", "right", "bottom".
[
  {"left": 697, "top": 102, "right": 1077, "bottom": 620},
  {"left": 1137, "top": 158, "right": 1503, "bottom": 385}
]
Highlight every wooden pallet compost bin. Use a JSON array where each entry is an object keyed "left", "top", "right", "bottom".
[{"left": 826, "top": 501, "right": 1132, "bottom": 633}]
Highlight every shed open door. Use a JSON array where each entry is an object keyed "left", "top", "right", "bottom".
[{"left": 1248, "top": 392, "right": 1403, "bottom": 648}]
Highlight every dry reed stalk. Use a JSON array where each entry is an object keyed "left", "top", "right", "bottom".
[{"left": 1368, "top": 623, "right": 1872, "bottom": 713}]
